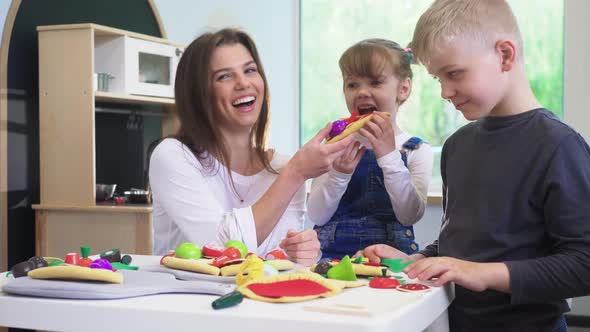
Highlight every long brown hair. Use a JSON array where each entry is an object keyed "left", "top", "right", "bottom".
[{"left": 174, "top": 28, "right": 275, "bottom": 183}]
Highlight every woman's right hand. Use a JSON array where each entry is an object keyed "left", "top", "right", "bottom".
[{"left": 288, "top": 123, "right": 356, "bottom": 180}]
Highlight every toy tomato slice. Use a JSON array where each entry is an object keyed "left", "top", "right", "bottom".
[
  {"left": 202, "top": 245, "right": 224, "bottom": 258},
  {"left": 264, "top": 249, "right": 287, "bottom": 260},
  {"left": 211, "top": 255, "right": 231, "bottom": 268},
  {"left": 222, "top": 247, "right": 242, "bottom": 260},
  {"left": 369, "top": 277, "right": 400, "bottom": 289}
]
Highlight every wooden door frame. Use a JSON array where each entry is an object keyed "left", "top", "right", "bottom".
[{"left": 0, "top": 0, "right": 166, "bottom": 274}]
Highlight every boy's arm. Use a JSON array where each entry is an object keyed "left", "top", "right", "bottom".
[
  {"left": 505, "top": 133, "right": 590, "bottom": 304},
  {"left": 306, "top": 170, "right": 352, "bottom": 226}
]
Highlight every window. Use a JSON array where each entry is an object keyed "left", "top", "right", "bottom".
[{"left": 300, "top": 0, "right": 564, "bottom": 194}]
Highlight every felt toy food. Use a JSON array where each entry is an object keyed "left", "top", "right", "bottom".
[
  {"left": 28, "top": 265, "right": 123, "bottom": 284},
  {"left": 396, "top": 283, "right": 431, "bottom": 293},
  {"left": 224, "top": 240, "right": 248, "bottom": 258},
  {"left": 202, "top": 244, "right": 225, "bottom": 258},
  {"left": 368, "top": 269, "right": 401, "bottom": 289},
  {"left": 235, "top": 255, "right": 265, "bottom": 286},
  {"left": 237, "top": 273, "right": 342, "bottom": 303},
  {"left": 326, "top": 256, "right": 357, "bottom": 281},
  {"left": 161, "top": 255, "right": 294, "bottom": 277},
  {"left": 162, "top": 256, "right": 221, "bottom": 276},
  {"left": 311, "top": 256, "right": 393, "bottom": 278},
  {"left": 380, "top": 258, "right": 414, "bottom": 273},
  {"left": 175, "top": 242, "right": 202, "bottom": 259},
  {"left": 326, "top": 110, "right": 390, "bottom": 144}
]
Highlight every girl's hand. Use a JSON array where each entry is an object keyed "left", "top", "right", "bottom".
[
  {"left": 279, "top": 229, "right": 321, "bottom": 266},
  {"left": 403, "top": 257, "right": 510, "bottom": 292},
  {"left": 354, "top": 244, "right": 409, "bottom": 263},
  {"left": 333, "top": 140, "right": 365, "bottom": 174},
  {"left": 358, "top": 112, "right": 396, "bottom": 159}
]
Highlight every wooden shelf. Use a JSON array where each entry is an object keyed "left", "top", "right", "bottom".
[
  {"left": 427, "top": 193, "right": 443, "bottom": 205},
  {"left": 95, "top": 91, "right": 175, "bottom": 106},
  {"left": 37, "top": 23, "right": 183, "bottom": 48},
  {"left": 32, "top": 203, "right": 152, "bottom": 213}
]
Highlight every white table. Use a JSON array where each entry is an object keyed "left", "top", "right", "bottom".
[{"left": 0, "top": 255, "right": 454, "bottom": 332}]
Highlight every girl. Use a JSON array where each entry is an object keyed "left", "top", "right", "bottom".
[{"left": 307, "top": 38, "right": 434, "bottom": 259}]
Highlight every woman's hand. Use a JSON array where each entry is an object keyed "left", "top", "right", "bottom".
[
  {"left": 358, "top": 112, "right": 396, "bottom": 159},
  {"left": 333, "top": 140, "right": 365, "bottom": 174},
  {"left": 279, "top": 229, "right": 321, "bottom": 266},
  {"left": 288, "top": 123, "right": 356, "bottom": 181}
]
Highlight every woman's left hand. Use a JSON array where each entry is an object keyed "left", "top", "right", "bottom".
[
  {"left": 279, "top": 229, "right": 321, "bottom": 266},
  {"left": 359, "top": 112, "right": 395, "bottom": 159}
]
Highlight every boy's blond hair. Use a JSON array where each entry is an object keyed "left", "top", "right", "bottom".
[{"left": 411, "top": 0, "right": 523, "bottom": 66}]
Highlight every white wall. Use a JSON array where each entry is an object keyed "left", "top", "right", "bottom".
[{"left": 153, "top": 0, "right": 300, "bottom": 155}]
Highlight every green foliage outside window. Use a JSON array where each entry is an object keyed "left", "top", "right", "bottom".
[{"left": 300, "top": 0, "right": 563, "bottom": 193}]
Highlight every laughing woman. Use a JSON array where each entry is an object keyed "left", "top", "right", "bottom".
[{"left": 149, "top": 28, "right": 354, "bottom": 265}]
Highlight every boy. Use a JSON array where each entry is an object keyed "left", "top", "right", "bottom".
[{"left": 359, "top": 0, "right": 590, "bottom": 330}]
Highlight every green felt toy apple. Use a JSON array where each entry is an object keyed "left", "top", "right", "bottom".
[{"left": 175, "top": 242, "right": 202, "bottom": 259}]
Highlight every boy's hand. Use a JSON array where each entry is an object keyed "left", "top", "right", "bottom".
[
  {"left": 333, "top": 140, "right": 365, "bottom": 174},
  {"left": 354, "top": 244, "right": 409, "bottom": 263},
  {"left": 403, "top": 257, "right": 510, "bottom": 293},
  {"left": 358, "top": 112, "right": 395, "bottom": 159},
  {"left": 279, "top": 229, "right": 321, "bottom": 266}
]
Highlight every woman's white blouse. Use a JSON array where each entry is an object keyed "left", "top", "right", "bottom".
[{"left": 149, "top": 138, "right": 306, "bottom": 256}]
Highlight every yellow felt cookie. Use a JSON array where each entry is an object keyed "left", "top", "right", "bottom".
[
  {"left": 162, "top": 256, "right": 220, "bottom": 276},
  {"left": 238, "top": 273, "right": 342, "bottom": 303},
  {"left": 28, "top": 265, "right": 123, "bottom": 284},
  {"left": 326, "top": 113, "right": 390, "bottom": 144}
]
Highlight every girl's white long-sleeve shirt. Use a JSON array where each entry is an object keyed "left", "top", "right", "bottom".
[
  {"left": 149, "top": 138, "right": 306, "bottom": 256},
  {"left": 307, "top": 133, "right": 433, "bottom": 227}
]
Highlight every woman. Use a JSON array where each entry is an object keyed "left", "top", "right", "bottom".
[{"left": 149, "top": 28, "right": 353, "bottom": 265}]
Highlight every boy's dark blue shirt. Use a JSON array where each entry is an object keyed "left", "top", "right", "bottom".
[{"left": 421, "top": 109, "right": 590, "bottom": 330}]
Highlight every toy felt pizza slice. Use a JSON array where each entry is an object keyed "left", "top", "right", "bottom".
[
  {"left": 311, "top": 256, "right": 393, "bottom": 278},
  {"left": 326, "top": 109, "right": 390, "bottom": 144},
  {"left": 238, "top": 273, "right": 342, "bottom": 303},
  {"left": 161, "top": 242, "right": 294, "bottom": 277},
  {"left": 396, "top": 283, "right": 431, "bottom": 293},
  {"left": 28, "top": 265, "right": 123, "bottom": 284}
]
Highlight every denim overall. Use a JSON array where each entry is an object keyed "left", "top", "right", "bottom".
[{"left": 316, "top": 137, "right": 423, "bottom": 259}]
